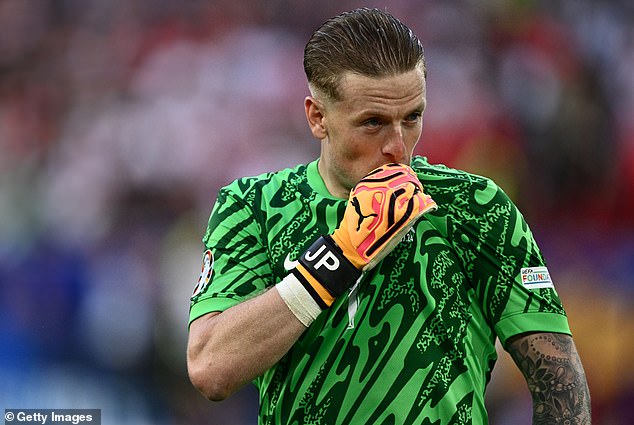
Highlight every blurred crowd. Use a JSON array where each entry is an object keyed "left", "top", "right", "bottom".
[{"left": 0, "top": 0, "right": 632, "bottom": 424}]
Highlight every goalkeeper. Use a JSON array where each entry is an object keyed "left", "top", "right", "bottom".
[{"left": 187, "top": 8, "right": 591, "bottom": 425}]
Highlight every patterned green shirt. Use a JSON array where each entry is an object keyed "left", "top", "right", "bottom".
[{"left": 189, "top": 156, "right": 571, "bottom": 425}]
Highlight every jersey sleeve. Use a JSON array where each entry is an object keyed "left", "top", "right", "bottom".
[
  {"left": 459, "top": 178, "right": 571, "bottom": 347},
  {"left": 189, "top": 185, "right": 273, "bottom": 326}
]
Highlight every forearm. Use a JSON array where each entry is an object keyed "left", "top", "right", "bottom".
[
  {"left": 187, "top": 286, "right": 307, "bottom": 400},
  {"left": 506, "top": 332, "right": 591, "bottom": 425}
]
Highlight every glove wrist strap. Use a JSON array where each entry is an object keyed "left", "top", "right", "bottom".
[{"left": 298, "top": 235, "right": 362, "bottom": 299}]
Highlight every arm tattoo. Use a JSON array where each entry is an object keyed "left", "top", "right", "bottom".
[{"left": 506, "top": 332, "right": 592, "bottom": 425}]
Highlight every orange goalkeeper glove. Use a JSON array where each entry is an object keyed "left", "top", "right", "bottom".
[{"left": 291, "top": 163, "right": 437, "bottom": 308}]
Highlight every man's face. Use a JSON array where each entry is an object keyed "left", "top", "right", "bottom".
[{"left": 305, "top": 66, "right": 427, "bottom": 199}]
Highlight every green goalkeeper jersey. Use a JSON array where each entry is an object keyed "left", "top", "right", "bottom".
[{"left": 189, "top": 156, "right": 571, "bottom": 425}]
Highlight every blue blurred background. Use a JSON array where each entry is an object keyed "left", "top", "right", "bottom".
[{"left": 0, "top": 0, "right": 632, "bottom": 424}]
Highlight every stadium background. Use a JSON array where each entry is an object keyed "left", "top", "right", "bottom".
[{"left": 0, "top": 0, "right": 632, "bottom": 423}]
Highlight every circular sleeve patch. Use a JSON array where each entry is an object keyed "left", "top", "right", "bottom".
[{"left": 192, "top": 249, "right": 214, "bottom": 297}]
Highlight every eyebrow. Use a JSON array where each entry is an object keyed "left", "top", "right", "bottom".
[{"left": 355, "top": 101, "right": 426, "bottom": 119}]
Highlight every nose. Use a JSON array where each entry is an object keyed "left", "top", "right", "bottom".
[{"left": 381, "top": 126, "right": 406, "bottom": 163}]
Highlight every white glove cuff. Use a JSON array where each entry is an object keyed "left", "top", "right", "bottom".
[{"left": 276, "top": 273, "right": 323, "bottom": 327}]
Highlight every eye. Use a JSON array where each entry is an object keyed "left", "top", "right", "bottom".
[
  {"left": 404, "top": 112, "right": 422, "bottom": 123},
  {"left": 362, "top": 118, "right": 382, "bottom": 129}
]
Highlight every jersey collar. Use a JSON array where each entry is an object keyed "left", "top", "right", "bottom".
[{"left": 307, "top": 159, "right": 343, "bottom": 201}]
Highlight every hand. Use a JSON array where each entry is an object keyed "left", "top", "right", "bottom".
[
  {"left": 332, "top": 163, "right": 437, "bottom": 271},
  {"left": 292, "top": 163, "right": 437, "bottom": 308}
]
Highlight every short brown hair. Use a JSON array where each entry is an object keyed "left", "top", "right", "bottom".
[{"left": 304, "top": 8, "right": 426, "bottom": 101}]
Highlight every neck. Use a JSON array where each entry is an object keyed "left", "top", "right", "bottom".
[{"left": 317, "top": 160, "right": 349, "bottom": 199}]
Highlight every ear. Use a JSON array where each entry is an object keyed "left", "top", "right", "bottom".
[{"left": 304, "top": 96, "right": 327, "bottom": 140}]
